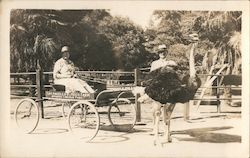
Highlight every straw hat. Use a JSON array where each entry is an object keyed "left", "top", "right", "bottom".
[
  {"left": 158, "top": 44, "right": 167, "bottom": 54},
  {"left": 61, "top": 46, "right": 70, "bottom": 53}
]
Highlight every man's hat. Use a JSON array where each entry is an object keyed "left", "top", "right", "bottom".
[
  {"left": 158, "top": 44, "right": 167, "bottom": 53},
  {"left": 188, "top": 33, "right": 199, "bottom": 42},
  {"left": 61, "top": 46, "right": 70, "bottom": 53}
]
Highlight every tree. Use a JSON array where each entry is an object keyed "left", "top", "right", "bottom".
[
  {"left": 145, "top": 10, "right": 241, "bottom": 75},
  {"left": 98, "top": 16, "right": 150, "bottom": 70},
  {"left": 69, "top": 10, "right": 116, "bottom": 70},
  {"left": 10, "top": 9, "right": 115, "bottom": 72},
  {"left": 10, "top": 9, "right": 73, "bottom": 72},
  {"left": 144, "top": 11, "right": 206, "bottom": 70},
  {"left": 193, "top": 11, "right": 242, "bottom": 75},
  {"left": 148, "top": 11, "right": 184, "bottom": 50}
]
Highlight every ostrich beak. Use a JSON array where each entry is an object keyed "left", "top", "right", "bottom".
[
  {"left": 137, "top": 93, "right": 150, "bottom": 103},
  {"left": 132, "top": 86, "right": 146, "bottom": 96},
  {"left": 132, "top": 86, "right": 150, "bottom": 103}
]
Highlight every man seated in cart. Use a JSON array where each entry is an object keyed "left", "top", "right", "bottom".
[{"left": 53, "top": 46, "right": 95, "bottom": 94}]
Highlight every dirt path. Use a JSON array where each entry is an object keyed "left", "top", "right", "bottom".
[{"left": 2, "top": 99, "right": 245, "bottom": 158}]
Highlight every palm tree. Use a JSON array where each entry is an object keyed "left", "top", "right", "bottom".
[
  {"left": 197, "top": 11, "right": 241, "bottom": 74},
  {"left": 10, "top": 9, "right": 71, "bottom": 72},
  {"left": 10, "top": 9, "right": 73, "bottom": 96}
]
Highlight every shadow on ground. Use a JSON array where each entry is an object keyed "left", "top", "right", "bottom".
[
  {"left": 99, "top": 124, "right": 149, "bottom": 133},
  {"left": 33, "top": 128, "right": 69, "bottom": 134},
  {"left": 89, "top": 124, "right": 152, "bottom": 143},
  {"left": 89, "top": 134, "right": 130, "bottom": 143},
  {"left": 172, "top": 126, "right": 241, "bottom": 143}
]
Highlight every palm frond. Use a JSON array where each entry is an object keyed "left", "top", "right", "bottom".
[
  {"left": 34, "top": 35, "right": 59, "bottom": 57},
  {"left": 228, "top": 31, "right": 241, "bottom": 52}
]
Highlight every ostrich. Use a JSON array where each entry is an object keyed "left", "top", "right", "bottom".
[{"left": 133, "top": 33, "right": 201, "bottom": 145}]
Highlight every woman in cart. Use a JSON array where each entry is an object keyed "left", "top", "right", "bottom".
[{"left": 53, "top": 46, "right": 95, "bottom": 94}]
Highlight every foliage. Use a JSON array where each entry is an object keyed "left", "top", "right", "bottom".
[
  {"left": 10, "top": 9, "right": 71, "bottom": 72},
  {"left": 10, "top": 9, "right": 115, "bottom": 72},
  {"left": 194, "top": 11, "right": 242, "bottom": 74},
  {"left": 10, "top": 9, "right": 242, "bottom": 75},
  {"left": 144, "top": 11, "right": 241, "bottom": 74},
  {"left": 10, "top": 9, "right": 152, "bottom": 72},
  {"left": 144, "top": 11, "right": 205, "bottom": 70},
  {"left": 98, "top": 16, "right": 150, "bottom": 70},
  {"left": 68, "top": 12, "right": 116, "bottom": 70},
  {"left": 145, "top": 11, "right": 183, "bottom": 50}
]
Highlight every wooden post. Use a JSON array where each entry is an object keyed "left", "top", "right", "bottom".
[
  {"left": 184, "top": 101, "right": 191, "bottom": 121},
  {"left": 134, "top": 68, "right": 141, "bottom": 122},
  {"left": 36, "top": 69, "right": 44, "bottom": 118},
  {"left": 134, "top": 68, "right": 139, "bottom": 86},
  {"left": 135, "top": 93, "right": 141, "bottom": 122},
  {"left": 216, "top": 77, "right": 221, "bottom": 113}
]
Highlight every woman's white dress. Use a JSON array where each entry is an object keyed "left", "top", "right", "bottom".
[{"left": 53, "top": 58, "right": 95, "bottom": 94}]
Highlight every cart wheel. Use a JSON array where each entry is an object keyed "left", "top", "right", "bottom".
[
  {"left": 108, "top": 98, "right": 136, "bottom": 132},
  {"left": 15, "top": 98, "right": 40, "bottom": 133},
  {"left": 62, "top": 102, "right": 72, "bottom": 118},
  {"left": 68, "top": 101, "right": 100, "bottom": 142}
]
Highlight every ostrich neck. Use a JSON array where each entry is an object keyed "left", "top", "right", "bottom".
[{"left": 189, "top": 43, "right": 196, "bottom": 78}]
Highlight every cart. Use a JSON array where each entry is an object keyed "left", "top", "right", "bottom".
[{"left": 14, "top": 75, "right": 137, "bottom": 142}]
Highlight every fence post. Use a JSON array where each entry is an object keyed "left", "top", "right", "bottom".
[
  {"left": 184, "top": 101, "right": 191, "bottom": 121},
  {"left": 135, "top": 93, "right": 141, "bottom": 122},
  {"left": 134, "top": 68, "right": 141, "bottom": 122},
  {"left": 216, "top": 76, "right": 221, "bottom": 113},
  {"left": 134, "top": 68, "right": 139, "bottom": 86},
  {"left": 36, "top": 69, "right": 44, "bottom": 118}
]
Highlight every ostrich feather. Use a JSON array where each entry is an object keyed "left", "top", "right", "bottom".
[{"left": 144, "top": 66, "right": 201, "bottom": 104}]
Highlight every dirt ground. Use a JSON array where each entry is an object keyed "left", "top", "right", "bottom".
[{"left": 1, "top": 98, "right": 247, "bottom": 158}]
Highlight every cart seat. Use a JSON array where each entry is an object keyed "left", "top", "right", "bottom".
[{"left": 52, "top": 84, "right": 65, "bottom": 92}]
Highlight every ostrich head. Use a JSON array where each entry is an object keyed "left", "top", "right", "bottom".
[{"left": 132, "top": 86, "right": 151, "bottom": 103}]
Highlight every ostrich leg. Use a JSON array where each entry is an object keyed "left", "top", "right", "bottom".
[
  {"left": 163, "top": 103, "right": 175, "bottom": 144},
  {"left": 152, "top": 102, "right": 162, "bottom": 145}
]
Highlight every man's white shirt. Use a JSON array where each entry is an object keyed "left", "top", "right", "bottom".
[{"left": 150, "top": 59, "right": 177, "bottom": 72}]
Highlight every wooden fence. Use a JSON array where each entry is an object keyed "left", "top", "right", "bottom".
[
  {"left": 10, "top": 69, "right": 141, "bottom": 120},
  {"left": 10, "top": 69, "right": 241, "bottom": 120}
]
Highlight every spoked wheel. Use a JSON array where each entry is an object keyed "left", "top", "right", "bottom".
[
  {"left": 108, "top": 98, "right": 136, "bottom": 132},
  {"left": 61, "top": 101, "right": 73, "bottom": 118},
  {"left": 68, "top": 101, "right": 100, "bottom": 142},
  {"left": 15, "top": 98, "right": 40, "bottom": 133}
]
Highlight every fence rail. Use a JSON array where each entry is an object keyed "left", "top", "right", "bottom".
[
  {"left": 10, "top": 70, "right": 242, "bottom": 94},
  {"left": 10, "top": 69, "right": 140, "bottom": 119},
  {"left": 10, "top": 69, "right": 242, "bottom": 120},
  {"left": 10, "top": 72, "right": 36, "bottom": 75},
  {"left": 11, "top": 85, "right": 37, "bottom": 88},
  {"left": 193, "top": 97, "right": 241, "bottom": 100}
]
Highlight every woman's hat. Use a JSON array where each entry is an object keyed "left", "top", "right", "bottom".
[{"left": 61, "top": 46, "right": 70, "bottom": 53}]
